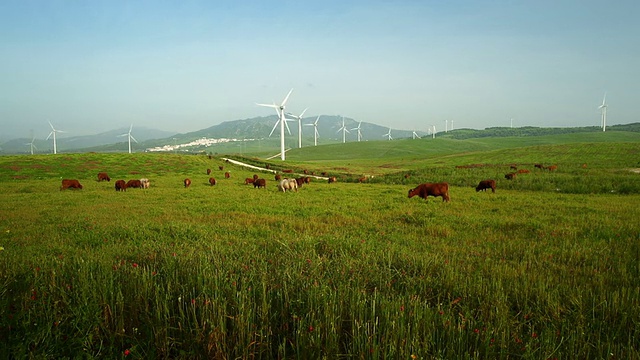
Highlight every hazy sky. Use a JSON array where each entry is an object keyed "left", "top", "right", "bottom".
[{"left": 1, "top": 0, "right": 638, "bottom": 139}]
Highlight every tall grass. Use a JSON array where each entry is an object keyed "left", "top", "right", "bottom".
[{"left": 0, "top": 151, "right": 639, "bottom": 358}]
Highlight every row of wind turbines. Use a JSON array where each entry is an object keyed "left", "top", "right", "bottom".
[{"left": 31, "top": 122, "right": 138, "bottom": 154}]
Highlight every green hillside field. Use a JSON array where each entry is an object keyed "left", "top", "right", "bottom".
[{"left": 0, "top": 133, "right": 638, "bottom": 358}]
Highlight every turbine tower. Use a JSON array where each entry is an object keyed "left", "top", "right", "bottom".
[
  {"left": 337, "top": 116, "right": 350, "bottom": 143},
  {"left": 119, "top": 124, "right": 138, "bottom": 153},
  {"left": 286, "top": 107, "right": 308, "bottom": 149},
  {"left": 25, "top": 131, "right": 37, "bottom": 155},
  {"left": 351, "top": 121, "right": 363, "bottom": 142},
  {"left": 46, "top": 121, "right": 65, "bottom": 154},
  {"left": 598, "top": 93, "right": 607, "bottom": 132},
  {"left": 305, "top": 115, "right": 321, "bottom": 146},
  {"left": 257, "top": 89, "right": 293, "bottom": 160},
  {"left": 431, "top": 125, "right": 436, "bottom": 139},
  {"left": 383, "top": 127, "right": 392, "bottom": 140}
]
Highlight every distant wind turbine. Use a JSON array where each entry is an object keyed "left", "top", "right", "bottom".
[
  {"left": 286, "top": 107, "right": 308, "bottom": 149},
  {"left": 119, "top": 124, "right": 138, "bottom": 153},
  {"left": 337, "top": 116, "right": 350, "bottom": 143},
  {"left": 383, "top": 127, "right": 392, "bottom": 140},
  {"left": 305, "top": 115, "right": 321, "bottom": 146},
  {"left": 25, "top": 132, "right": 37, "bottom": 155},
  {"left": 351, "top": 121, "right": 363, "bottom": 142},
  {"left": 412, "top": 130, "right": 421, "bottom": 139},
  {"left": 46, "top": 121, "right": 65, "bottom": 154},
  {"left": 257, "top": 89, "right": 293, "bottom": 161},
  {"left": 431, "top": 125, "right": 436, "bottom": 139},
  {"left": 598, "top": 93, "right": 607, "bottom": 132}
]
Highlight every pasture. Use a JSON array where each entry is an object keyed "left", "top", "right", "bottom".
[{"left": 0, "top": 137, "right": 639, "bottom": 359}]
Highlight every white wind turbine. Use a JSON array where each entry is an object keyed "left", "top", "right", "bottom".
[
  {"left": 25, "top": 132, "right": 37, "bottom": 155},
  {"left": 337, "top": 116, "right": 350, "bottom": 143},
  {"left": 286, "top": 107, "right": 308, "bottom": 149},
  {"left": 46, "top": 121, "right": 65, "bottom": 154},
  {"left": 305, "top": 115, "right": 321, "bottom": 146},
  {"left": 257, "top": 89, "right": 293, "bottom": 161},
  {"left": 119, "top": 124, "right": 138, "bottom": 153},
  {"left": 431, "top": 125, "right": 436, "bottom": 139},
  {"left": 383, "top": 127, "right": 393, "bottom": 140},
  {"left": 598, "top": 93, "right": 607, "bottom": 132},
  {"left": 412, "top": 130, "right": 421, "bottom": 139},
  {"left": 351, "top": 121, "right": 363, "bottom": 142}
]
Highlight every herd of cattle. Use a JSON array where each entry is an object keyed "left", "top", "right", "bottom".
[{"left": 58, "top": 162, "right": 561, "bottom": 203}]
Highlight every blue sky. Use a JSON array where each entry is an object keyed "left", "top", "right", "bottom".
[{"left": 1, "top": 0, "right": 638, "bottom": 139}]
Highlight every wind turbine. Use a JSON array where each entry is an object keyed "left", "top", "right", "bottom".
[
  {"left": 257, "top": 88, "right": 293, "bottom": 160},
  {"left": 46, "top": 121, "right": 65, "bottom": 154},
  {"left": 119, "top": 124, "right": 138, "bottom": 153},
  {"left": 305, "top": 115, "right": 321, "bottom": 146},
  {"left": 431, "top": 125, "right": 436, "bottom": 139},
  {"left": 286, "top": 107, "right": 308, "bottom": 149},
  {"left": 25, "top": 132, "right": 37, "bottom": 155},
  {"left": 412, "top": 130, "right": 421, "bottom": 139},
  {"left": 444, "top": 120, "right": 448, "bottom": 133},
  {"left": 598, "top": 93, "right": 607, "bottom": 132},
  {"left": 337, "top": 116, "right": 350, "bottom": 143},
  {"left": 351, "top": 121, "right": 363, "bottom": 142},
  {"left": 383, "top": 127, "right": 393, "bottom": 140}
]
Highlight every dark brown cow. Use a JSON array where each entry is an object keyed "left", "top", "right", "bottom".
[
  {"left": 358, "top": 176, "right": 367, "bottom": 183},
  {"left": 219, "top": 166, "right": 224, "bottom": 171},
  {"left": 253, "top": 178, "right": 266, "bottom": 188},
  {"left": 328, "top": 176, "right": 337, "bottom": 183},
  {"left": 408, "top": 182, "right": 450, "bottom": 202},
  {"left": 244, "top": 177, "right": 255, "bottom": 185},
  {"left": 303, "top": 177, "right": 311, "bottom": 184},
  {"left": 253, "top": 174, "right": 259, "bottom": 180},
  {"left": 184, "top": 178, "right": 191, "bottom": 188},
  {"left": 115, "top": 180, "right": 127, "bottom": 191},
  {"left": 534, "top": 164, "right": 544, "bottom": 170},
  {"left": 126, "top": 179, "right": 143, "bottom": 189},
  {"left": 546, "top": 165, "right": 558, "bottom": 171},
  {"left": 504, "top": 173, "right": 517, "bottom": 180},
  {"left": 517, "top": 169, "right": 530, "bottom": 174},
  {"left": 510, "top": 165, "right": 518, "bottom": 170},
  {"left": 283, "top": 169, "right": 293, "bottom": 174},
  {"left": 224, "top": 171, "right": 230, "bottom": 179},
  {"left": 321, "top": 172, "right": 327, "bottom": 176},
  {"left": 60, "top": 179, "right": 83, "bottom": 190},
  {"left": 207, "top": 168, "right": 212, "bottom": 175},
  {"left": 209, "top": 177, "right": 216, "bottom": 186},
  {"left": 97, "top": 172, "right": 111, "bottom": 182},
  {"left": 275, "top": 174, "right": 282, "bottom": 181},
  {"left": 404, "top": 174, "right": 410, "bottom": 179},
  {"left": 295, "top": 177, "right": 305, "bottom": 187},
  {"left": 475, "top": 179, "right": 496, "bottom": 193}
]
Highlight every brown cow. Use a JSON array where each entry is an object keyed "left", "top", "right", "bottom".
[
  {"left": 207, "top": 168, "right": 212, "bottom": 175},
  {"left": 517, "top": 169, "right": 530, "bottom": 174},
  {"left": 115, "top": 180, "right": 127, "bottom": 191},
  {"left": 60, "top": 179, "right": 83, "bottom": 190},
  {"left": 476, "top": 179, "right": 496, "bottom": 193},
  {"left": 295, "top": 177, "right": 305, "bottom": 187},
  {"left": 97, "top": 172, "right": 111, "bottom": 182},
  {"left": 253, "top": 174, "right": 259, "bottom": 180},
  {"left": 534, "top": 164, "right": 544, "bottom": 170},
  {"left": 408, "top": 182, "right": 450, "bottom": 202},
  {"left": 209, "top": 177, "right": 216, "bottom": 186},
  {"left": 219, "top": 166, "right": 224, "bottom": 171},
  {"left": 244, "top": 177, "right": 255, "bottom": 185},
  {"left": 504, "top": 173, "right": 517, "bottom": 180},
  {"left": 546, "top": 165, "right": 558, "bottom": 171},
  {"left": 184, "top": 178, "right": 191, "bottom": 188},
  {"left": 275, "top": 174, "right": 282, "bottom": 181},
  {"left": 224, "top": 171, "right": 230, "bottom": 179},
  {"left": 303, "top": 177, "right": 311, "bottom": 184},
  {"left": 358, "top": 176, "right": 367, "bottom": 183},
  {"left": 404, "top": 174, "right": 410, "bottom": 179},
  {"left": 328, "top": 176, "right": 337, "bottom": 183},
  {"left": 126, "top": 179, "right": 143, "bottom": 189},
  {"left": 253, "top": 178, "right": 266, "bottom": 188},
  {"left": 283, "top": 169, "right": 293, "bottom": 174}
]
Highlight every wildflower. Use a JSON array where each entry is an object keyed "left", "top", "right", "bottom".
[
  {"left": 124, "top": 349, "right": 131, "bottom": 356},
  {"left": 532, "top": 332, "right": 538, "bottom": 339},
  {"left": 308, "top": 325, "right": 314, "bottom": 332},
  {"left": 191, "top": 299, "right": 196, "bottom": 305},
  {"left": 152, "top": 271, "right": 157, "bottom": 276},
  {"left": 400, "top": 305, "right": 405, "bottom": 312},
  {"left": 132, "top": 263, "right": 138, "bottom": 268},
  {"left": 411, "top": 355, "right": 418, "bottom": 360},
  {"left": 474, "top": 328, "right": 479, "bottom": 334}
]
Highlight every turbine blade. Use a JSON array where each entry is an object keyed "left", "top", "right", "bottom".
[
  {"left": 284, "top": 119, "right": 292, "bottom": 135},
  {"left": 299, "top": 107, "right": 308, "bottom": 118},
  {"left": 46, "top": 132, "right": 53, "bottom": 140},
  {"left": 130, "top": 135, "right": 138, "bottom": 143},
  {"left": 281, "top": 88, "right": 293, "bottom": 107},
  {"left": 256, "top": 103, "right": 278, "bottom": 110},
  {"left": 269, "top": 120, "right": 280, "bottom": 137}
]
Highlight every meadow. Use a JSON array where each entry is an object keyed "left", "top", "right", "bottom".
[{"left": 0, "top": 134, "right": 639, "bottom": 359}]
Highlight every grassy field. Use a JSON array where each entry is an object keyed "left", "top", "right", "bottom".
[{"left": 0, "top": 135, "right": 639, "bottom": 359}]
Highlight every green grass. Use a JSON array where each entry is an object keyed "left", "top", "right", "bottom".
[{"left": 0, "top": 138, "right": 639, "bottom": 359}]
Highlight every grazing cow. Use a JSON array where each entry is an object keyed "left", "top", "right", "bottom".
[
  {"left": 60, "top": 179, "right": 83, "bottom": 190},
  {"left": 244, "top": 177, "right": 255, "bottom": 185},
  {"left": 209, "top": 177, "right": 217, "bottom": 186},
  {"left": 328, "top": 176, "right": 337, "bottom": 183},
  {"left": 278, "top": 178, "right": 298, "bottom": 192},
  {"left": 253, "top": 178, "right": 266, "bottom": 188},
  {"left": 358, "top": 176, "right": 367, "bottom": 183},
  {"left": 517, "top": 169, "right": 530, "bottom": 174},
  {"left": 534, "top": 164, "right": 544, "bottom": 170},
  {"left": 283, "top": 169, "right": 293, "bottom": 174},
  {"left": 207, "top": 168, "right": 212, "bottom": 175},
  {"left": 510, "top": 165, "right": 518, "bottom": 170},
  {"left": 184, "top": 178, "right": 191, "bottom": 188},
  {"left": 265, "top": 164, "right": 271, "bottom": 170},
  {"left": 126, "top": 179, "right": 143, "bottom": 189},
  {"left": 219, "top": 166, "right": 224, "bottom": 171},
  {"left": 295, "top": 177, "right": 305, "bottom": 187},
  {"left": 546, "top": 165, "right": 558, "bottom": 171},
  {"left": 275, "top": 174, "right": 282, "bottom": 181},
  {"left": 504, "top": 173, "right": 517, "bottom": 180},
  {"left": 115, "top": 179, "right": 126, "bottom": 191},
  {"left": 408, "top": 182, "right": 450, "bottom": 202},
  {"left": 404, "top": 174, "right": 410, "bottom": 179},
  {"left": 253, "top": 174, "right": 259, "bottom": 180},
  {"left": 303, "top": 177, "right": 311, "bottom": 184},
  {"left": 97, "top": 172, "right": 111, "bottom": 182},
  {"left": 140, "top": 178, "right": 150, "bottom": 189},
  {"left": 321, "top": 172, "right": 327, "bottom": 176},
  {"left": 224, "top": 171, "right": 230, "bottom": 179},
  {"left": 475, "top": 179, "right": 496, "bottom": 193}
]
